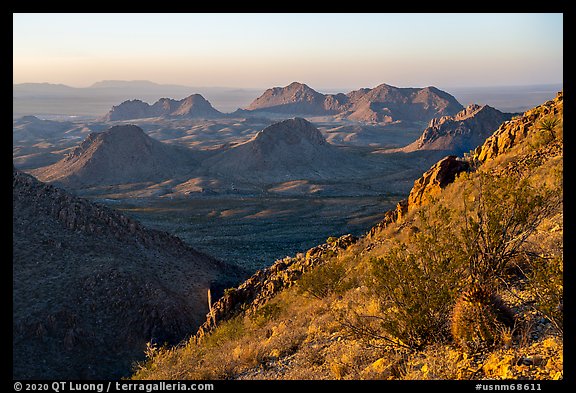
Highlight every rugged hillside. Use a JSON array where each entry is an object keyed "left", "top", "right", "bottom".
[
  {"left": 13, "top": 168, "right": 246, "bottom": 379},
  {"left": 133, "top": 92, "right": 563, "bottom": 381},
  {"left": 203, "top": 117, "right": 363, "bottom": 182},
  {"left": 31, "top": 125, "right": 197, "bottom": 188},
  {"left": 400, "top": 104, "right": 513, "bottom": 155},
  {"left": 245, "top": 82, "right": 463, "bottom": 123},
  {"left": 103, "top": 94, "right": 222, "bottom": 121}
]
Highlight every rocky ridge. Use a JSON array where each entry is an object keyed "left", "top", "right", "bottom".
[
  {"left": 245, "top": 82, "right": 463, "bottom": 123},
  {"left": 195, "top": 234, "right": 359, "bottom": 340},
  {"left": 401, "top": 104, "right": 513, "bottom": 155},
  {"left": 368, "top": 91, "right": 563, "bottom": 237},
  {"left": 13, "top": 168, "right": 244, "bottom": 379},
  {"left": 473, "top": 92, "right": 563, "bottom": 163}
]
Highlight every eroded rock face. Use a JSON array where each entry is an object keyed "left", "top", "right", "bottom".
[
  {"left": 407, "top": 155, "right": 469, "bottom": 211},
  {"left": 402, "top": 104, "right": 513, "bottom": 155},
  {"left": 473, "top": 92, "right": 563, "bottom": 163},
  {"left": 195, "top": 234, "right": 359, "bottom": 340}
]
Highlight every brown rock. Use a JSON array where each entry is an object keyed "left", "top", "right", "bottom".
[
  {"left": 473, "top": 91, "right": 563, "bottom": 163},
  {"left": 407, "top": 155, "right": 469, "bottom": 211}
]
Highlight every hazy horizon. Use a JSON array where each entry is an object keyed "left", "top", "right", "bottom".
[
  {"left": 13, "top": 13, "right": 562, "bottom": 89},
  {"left": 12, "top": 79, "right": 564, "bottom": 92}
]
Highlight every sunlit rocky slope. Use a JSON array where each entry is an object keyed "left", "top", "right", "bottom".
[{"left": 133, "top": 92, "right": 563, "bottom": 381}]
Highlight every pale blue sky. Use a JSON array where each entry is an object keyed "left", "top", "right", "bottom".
[{"left": 13, "top": 13, "right": 563, "bottom": 89}]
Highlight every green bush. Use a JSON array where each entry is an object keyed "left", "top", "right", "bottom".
[
  {"left": 251, "top": 302, "right": 283, "bottom": 327},
  {"left": 459, "top": 172, "right": 561, "bottom": 284},
  {"left": 298, "top": 261, "right": 350, "bottom": 300},
  {"left": 326, "top": 236, "right": 338, "bottom": 244},
  {"left": 204, "top": 317, "right": 245, "bottom": 349},
  {"left": 530, "top": 115, "right": 562, "bottom": 148},
  {"left": 523, "top": 255, "right": 563, "bottom": 335},
  {"left": 364, "top": 245, "right": 462, "bottom": 350}
]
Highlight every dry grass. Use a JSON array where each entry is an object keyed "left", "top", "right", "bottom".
[{"left": 132, "top": 96, "right": 563, "bottom": 381}]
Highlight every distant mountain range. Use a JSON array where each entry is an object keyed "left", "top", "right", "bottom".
[
  {"left": 102, "top": 94, "right": 223, "bottom": 121},
  {"left": 239, "top": 82, "right": 464, "bottom": 123},
  {"left": 13, "top": 80, "right": 563, "bottom": 118},
  {"left": 101, "top": 81, "right": 464, "bottom": 124}
]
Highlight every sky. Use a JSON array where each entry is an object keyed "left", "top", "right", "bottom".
[{"left": 13, "top": 13, "right": 563, "bottom": 90}]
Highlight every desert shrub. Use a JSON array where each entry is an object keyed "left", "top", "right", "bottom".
[
  {"left": 529, "top": 113, "right": 562, "bottom": 148},
  {"left": 203, "top": 317, "right": 245, "bottom": 349},
  {"left": 250, "top": 301, "right": 283, "bottom": 327},
  {"left": 340, "top": 204, "right": 466, "bottom": 351},
  {"left": 459, "top": 172, "right": 561, "bottom": 285},
  {"left": 326, "top": 236, "right": 338, "bottom": 244},
  {"left": 451, "top": 283, "right": 515, "bottom": 352},
  {"left": 537, "top": 115, "right": 561, "bottom": 135},
  {"left": 298, "top": 260, "right": 351, "bottom": 300},
  {"left": 363, "top": 248, "right": 461, "bottom": 350},
  {"left": 522, "top": 255, "right": 563, "bottom": 335}
]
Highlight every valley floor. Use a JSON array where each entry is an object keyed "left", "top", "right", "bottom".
[{"left": 111, "top": 195, "right": 402, "bottom": 272}]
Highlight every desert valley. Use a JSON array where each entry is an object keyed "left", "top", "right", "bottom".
[
  {"left": 13, "top": 10, "right": 563, "bottom": 385},
  {"left": 13, "top": 79, "right": 563, "bottom": 380},
  {"left": 15, "top": 81, "right": 499, "bottom": 271}
]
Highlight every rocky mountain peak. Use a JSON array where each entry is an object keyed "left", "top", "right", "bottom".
[
  {"left": 400, "top": 103, "right": 513, "bottom": 155},
  {"left": 253, "top": 117, "right": 326, "bottom": 147},
  {"left": 32, "top": 124, "right": 197, "bottom": 188}
]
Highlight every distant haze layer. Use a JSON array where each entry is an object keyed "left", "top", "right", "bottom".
[{"left": 13, "top": 81, "right": 562, "bottom": 119}]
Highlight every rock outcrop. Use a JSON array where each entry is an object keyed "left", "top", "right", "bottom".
[
  {"left": 13, "top": 168, "right": 245, "bottom": 379},
  {"left": 407, "top": 155, "right": 470, "bottom": 211},
  {"left": 102, "top": 94, "right": 222, "bottom": 121},
  {"left": 195, "top": 234, "right": 358, "bottom": 340},
  {"left": 401, "top": 104, "right": 513, "bottom": 155},
  {"left": 473, "top": 92, "right": 563, "bottom": 163}
]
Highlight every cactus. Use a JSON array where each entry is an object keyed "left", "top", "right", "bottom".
[{"left": 451, "top": 283, "right": 515, "bottom": 352}]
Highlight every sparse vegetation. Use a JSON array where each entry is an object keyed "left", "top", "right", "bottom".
[
  {"left": 298, "top": 260, "right": 350, "bottom": 300},
  {"left": 521, "top": 255, "right": 563, "bottom": 335},
  {"left": 132, "top": 93, "right": 562, "bottom": 380}
]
